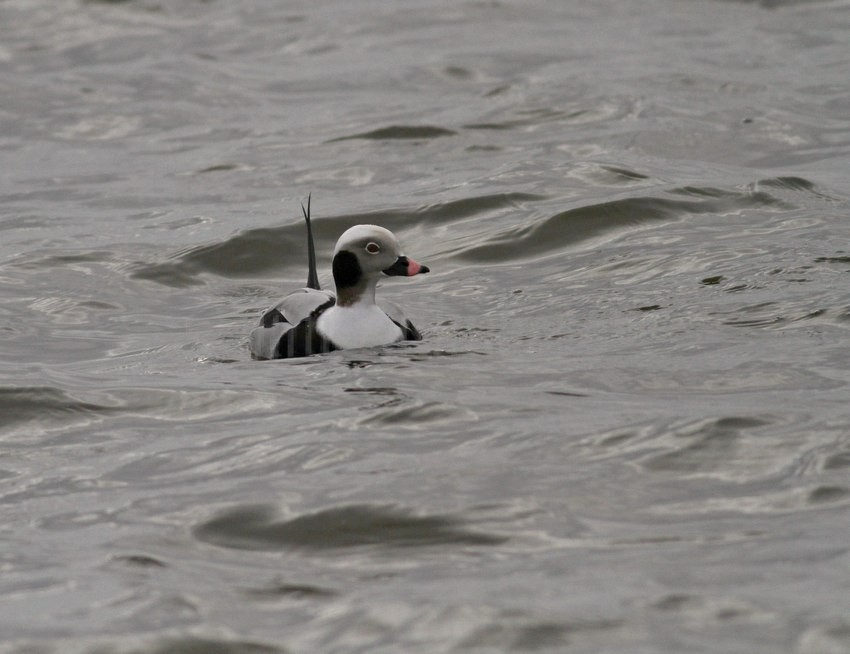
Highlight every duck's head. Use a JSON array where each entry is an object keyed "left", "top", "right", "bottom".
[{"left": 332, "top": 225, "right": 429, "bottom": 304}]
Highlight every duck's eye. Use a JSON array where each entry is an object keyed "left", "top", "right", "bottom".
[{"left": 365, "top": 242, "right": 381, "bottom": 254}]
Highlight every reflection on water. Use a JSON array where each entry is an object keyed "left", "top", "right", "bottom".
[{"left": 2, "top": 0, "right": 850, "bottom": 652}]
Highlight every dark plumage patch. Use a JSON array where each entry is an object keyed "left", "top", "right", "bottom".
[
  {"left": 261, "top": 308, "right": 286, "bottom": 328},
  {"left": 274, "top": 298, "right": 337, "bottom": 359},
  {"left": 332, "top": 250, "right": 362, "bottom": 289},
  {"left": 393, "top": 319, "right": 422, "bottom": 341}
]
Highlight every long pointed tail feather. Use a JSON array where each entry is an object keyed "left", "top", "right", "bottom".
[{"left": 302, "top": 193, "right": 320, "bottom": 290}]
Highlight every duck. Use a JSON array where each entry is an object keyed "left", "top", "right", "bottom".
[{"left": 249, "top": 196, "right": 430, "bottom": 359}]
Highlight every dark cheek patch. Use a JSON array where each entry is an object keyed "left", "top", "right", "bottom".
[{"left": 332, "top": 250, "right": 363, "bottom": 289}]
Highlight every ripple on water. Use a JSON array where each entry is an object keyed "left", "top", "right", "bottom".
[
  {"left": 797, "top": 621, "right": 850, "bottom": 654},
  {"left": 136, "top": 637, "right": 285, "bottom": 654},
  {"left": 353, "top": 400, "right": 478, "bottom": 430},
  {"left": 242, "top": 581, "right": 337, "bottom": 600},
  {"left": 0, "top": 385, "right": 278, "bottom": 440},
  {"left": 751, "top": 175, "right": 843, "bottom": 202},
  {"left": 413, "top": 191, "right": 545, "bottom": 223},
  {"left": 651, "top": 483, "right": 850, "bottom": 517},
  {"left": 639, "top": 416, "right": 773, "bottom": 475},
  {"left": 713, "top": 300, "right": 850, "bottom": 331},
  {"left": 0, "top": 386, "right": 117, "bottom": 436},
  {"left": 454, "top": 183, "right": 793, "bottom": 263},
  {"left": 327, "top": 125, "right": 458, "bottom": 142},
  {"left": 559, "top": 161, "right": 655, "bottom": 190},
  {"left": 129, "top": 225, "right": 306, "bottom": 287},
  {"left": 193, "top": 503, "right": 507, "bottom": 551},
  {"left": 582, "top": 413, "right": 841, "bottom": 484},
  {"left": 568, "top": 360, "right": 842, "bottom": 395},
  {"left": 9, "top": 635, "right": 284, "bottom": 654}
]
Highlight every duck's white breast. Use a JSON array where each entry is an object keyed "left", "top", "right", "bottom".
[{"left": 316, "top": 304, "right": 403, "bottom": 350}]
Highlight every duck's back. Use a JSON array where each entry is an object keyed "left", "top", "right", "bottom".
[{"left": 249, "top": 288, "right": 336, "bottom": 360}]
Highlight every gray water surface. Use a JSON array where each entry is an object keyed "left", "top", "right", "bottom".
[{"left": 2, "top": 1, "right": 850, "bottom": 652}]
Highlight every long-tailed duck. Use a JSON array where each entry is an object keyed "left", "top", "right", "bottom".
[{"left": 249, "top": 197, "right": 429, "bottom": 359}]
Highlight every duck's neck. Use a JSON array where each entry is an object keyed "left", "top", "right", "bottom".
[
  {"left": 336, "top": 278, "right": 377, "bottom": 308},
  {"left": 332, "top": 249, "right": 378, "bottom": 308}
]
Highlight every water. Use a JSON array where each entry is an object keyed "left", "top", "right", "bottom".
[{"left": 2, "top": 0, "right": 850, "bottom": 652}]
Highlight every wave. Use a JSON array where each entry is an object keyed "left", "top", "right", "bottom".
[
  {"left": 455, "top": 181, "right": 798, "bottom": 262},
  {"left": 0, "top": 385, "right": 277, "bottom": 436},
  {"left": 128, "top": 176, "right": 830, "bottom": 284},
  {"left": 193, "top": 503, "right": 507, "bottom": 551},
  {"left": 129, "top": 192, "right": 542, "bottom": 286},
  {"left": 328, "top": 125, "right": 457, "bottom": 142}
]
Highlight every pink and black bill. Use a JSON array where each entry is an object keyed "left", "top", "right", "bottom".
[{"left": 383, "top": 255, "right": 429, "bottom": 277}]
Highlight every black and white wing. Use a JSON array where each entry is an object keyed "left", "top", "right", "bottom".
[
  {"left": 378, "top": 298, "right": 422, "bottom": 341},
  {"left": 249, "top": 288, "right": 336, "bottom": 360}
]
